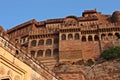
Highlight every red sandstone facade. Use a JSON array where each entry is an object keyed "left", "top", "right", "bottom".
[{"left": 6, "top": 10, "right": 120, "bottom": 70}]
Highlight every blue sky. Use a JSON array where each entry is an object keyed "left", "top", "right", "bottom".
[{"left": 0, "top": 0, "right": 120, "bottom": 30}]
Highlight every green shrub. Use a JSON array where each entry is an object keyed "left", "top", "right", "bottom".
[{"left": 100, "top": 46, "right": 120, "bottom": 60}]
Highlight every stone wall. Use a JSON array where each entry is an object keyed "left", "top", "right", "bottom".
[
  {"left": 54, "top": 58, "right": 120, "bottom": 80},
  {"left": 59, "top": 39, "right": 82, "bottom": 62},
  {"left": 82, "top": 41, "right": 100, "bottom": 60}
]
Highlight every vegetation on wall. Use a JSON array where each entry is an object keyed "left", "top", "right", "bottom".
[{"left": 100, "top": 46, "right": 120, "bottom": 60}]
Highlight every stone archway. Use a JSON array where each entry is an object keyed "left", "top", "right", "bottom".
[
  {"left": 108, "top": 33, "right": 113, "bottom": 40},
  {"left": 82, "top": 36, "right": 86, "bottom": 42},
  {"left": 115, "top": 32, "right": 120, "bottom": 39},
  {"left": 88, "top": 35, "right": 93, "bottom": 41},
  {"left": 101, "top": 34, "right": 106, "bottom": 40}
]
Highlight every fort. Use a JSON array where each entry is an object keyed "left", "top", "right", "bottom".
[{"left": 0, "top": 10, "right": 120, "bottom": 80}]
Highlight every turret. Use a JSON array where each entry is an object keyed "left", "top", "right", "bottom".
[{"left": 111, "top": 11, "right": 120, "bottom": 22}]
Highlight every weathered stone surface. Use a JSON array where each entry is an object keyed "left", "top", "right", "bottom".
[{"left": 54, "top": 59, "right": 120, "bottom": 80}]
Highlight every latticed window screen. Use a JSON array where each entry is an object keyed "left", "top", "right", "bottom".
[
  {"left": 68, "top": 34, "right": 73, "bottom": 40},
  {"left": 75, "top": 33, "right": 80, "bottom": 40},
  {"left": 37, "top": 50, "right": 43, "bottom": 57},
  {"left": 61, "top": 34, "right": 66, "bottom": 40},
  {"left": 30, "top": 50, "right": 35, "bottom": 56},
  {"left": 82, "top": 36, "right": 86, "bottom": 42},
  {"left": 46, "top": 39, "right": 52, "bottom": 45},
  {"left": 31, "top": 40, "right": 37, "bottom": 46},
  {"left": 45, "top": 49, "right": 51, "bottom": 57},
  {"left": 38, "top": 40, "right": 44, "bottom": 45}
]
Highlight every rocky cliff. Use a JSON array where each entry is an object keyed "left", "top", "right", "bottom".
[{"left": 54, "top": 58, "right": 120, "bottom": 80}]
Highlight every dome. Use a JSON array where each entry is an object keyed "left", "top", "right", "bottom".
[
  {"left": 112, "top": 11, "right": 120, "bottom": 22},
  {"left": 66, "top": 15, "right": 78, "bottom": 21}
]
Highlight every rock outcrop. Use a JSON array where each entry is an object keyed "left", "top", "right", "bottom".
[{"left": 54, "top": 58, "right": 120, "bottom": 80}]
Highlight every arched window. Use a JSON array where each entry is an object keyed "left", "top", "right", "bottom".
[
  {"left": 38, "top": 40, "right": 44, "bottom": 45},
  {"left": 46, "top": 39, "right": 52, "bottom": 45},
  {"left": 68, "top": 34, "right": 73, "bottom": 40},
  {"left": 75, "top": 33, "right": 80, "bottom": 40},
  {"left": 101, "top": 34, "right": 106, "bottom": 40},
  {"left": 53, "top": 48, "right": 59, "bottom": 57},
  {"left": 45, "top": 49, "right": 51, "bottom": 57},
  {"left": 94, "top": 35, "right": 99, "bottom": 41},
  {"left": 31, "top": 40, "right": 36, "bottom": 46},
  {"left": 61, "top": 34, "right": 66, "bottom": 40},
  {"left": 54, "top": 38, "right": 59, "bottom": 44},
  {"left": 115, "top": 33, "right": 120, "bottom": 39},
  {"left": 82, "top": 36, "right": 86, "bottom": 42},
  {"left": 80, "top": 24, "right": 83, "bottom": 26},
  {"left": 108, "top": 33, "right": 113, "bottom": 40},
  {"left": 108, "top": 33, "right": 113, "bottom": 36},
  {"left": 37, "top": 50, "right": 43, "bottom": 57},
  {"left": 88, "top": 35, "right": 93, "bottom": 41},
  {"left": 30, "top": 50, "right": 35, "bottom": 56}
]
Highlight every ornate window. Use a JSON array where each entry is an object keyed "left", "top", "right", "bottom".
[
  {"left": 45, "top": 49, "right": 51, "bottom": 57},
  {"left": 46, "top": 39, "right": 52, "bottom": 45},
  {"left": 61, "top": 34, "right": 66, "bottom": 40},
  {"left": 94, "top": 35, "right": 99, "bottom": 41},
  {"left": 31, "top": 40, "right": 36, "bottom": 46},
  {"left": 37, "top": 50, "right": 43, "bottom": 57},
  {"left": 82, "top": 36, "right": 86, "bottom": 42},
  {"left": 115, "top": 33, "right": 120, "bottom": 39},
  {"left": 68, "top": 34, "right": 73, "bottom": 40},
  {"left": 38, "top": 39, "right": 44, "bottom": 45},
  {"left": 88, "top": 35, "right": 93, "bottom": 41},
  {"left": 101, "top": 34, "right": 106, "bottom": 40},
  {"left": 108, "top": 33, "right": 113, "bottom": 40},
  {"left": 75, "top": 33, "right": 80, "bottom": 40},
  {"left": 30, "top": 50, "right": 35, "bottom": 56}
]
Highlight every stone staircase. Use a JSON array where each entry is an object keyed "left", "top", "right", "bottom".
[{"left": 40, "top": 57, "right": 58, "bottom": 70}]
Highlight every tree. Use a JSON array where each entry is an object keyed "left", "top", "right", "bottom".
[{"left": 100, "top": 46, "right": 120, "bottom": 60}]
